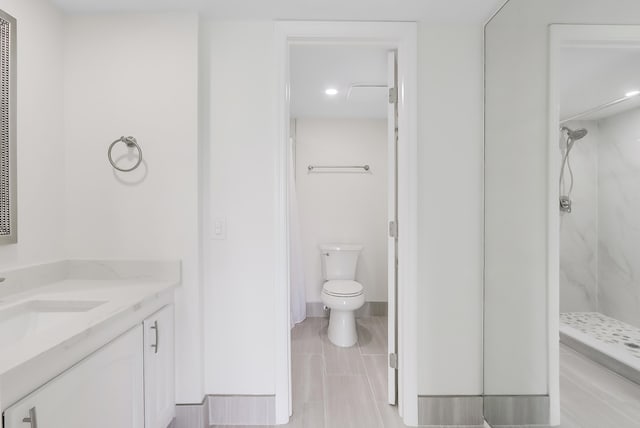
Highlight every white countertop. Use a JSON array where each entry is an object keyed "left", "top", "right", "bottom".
[
  {"left": 0, "top": 261, "right": 180, "bottom": 409},
  {"left": 0, "top": 278, "right": 177, "bottom": 377}
]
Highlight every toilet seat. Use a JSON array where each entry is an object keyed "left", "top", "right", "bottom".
[{"left": 322, "top": 280, "right": 363, "bottom": 297}]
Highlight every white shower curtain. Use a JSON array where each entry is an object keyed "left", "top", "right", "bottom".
[{"left": 289, "top": 137, "right": 307, "bottom": 327}]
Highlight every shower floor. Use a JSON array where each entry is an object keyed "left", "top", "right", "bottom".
[{"left": 560, "top": 312, "right": 640, "bottom": 384}]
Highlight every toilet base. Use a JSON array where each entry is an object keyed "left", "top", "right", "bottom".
[{"left": 327, "top": 309, "right": 358, "bottom": 347}]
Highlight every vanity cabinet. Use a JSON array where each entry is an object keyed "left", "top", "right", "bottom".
[
  {"left": 143, "top": 305, "right": 175, "bottom": 428},
  {"left": 3, "top": 325, "right": 144, "bottom": 428},
  {"left": 2, "top": 305, "right": 176, "bottom": 428}
]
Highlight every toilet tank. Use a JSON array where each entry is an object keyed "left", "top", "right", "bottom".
[{"left": 320, "top": 244, "right": 363, "bottom": 280}]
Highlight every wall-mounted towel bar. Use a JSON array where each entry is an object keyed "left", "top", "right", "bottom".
[{"left": 307, "top": 165, "right": 370, "bottom": 172}]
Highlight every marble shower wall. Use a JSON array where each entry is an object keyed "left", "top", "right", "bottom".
[
  {"left": 597, "top": 108, "right": 640, "bottom": 328},
  {"left": 560, "top": 120, "right": 599, "bottom": 313},
  {"left": 560, "top": 109, "right": 640, "bottom": 328}
]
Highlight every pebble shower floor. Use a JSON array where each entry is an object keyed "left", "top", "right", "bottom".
[{"left": 561, "top": 312, "right": 640, "bottom": 360}]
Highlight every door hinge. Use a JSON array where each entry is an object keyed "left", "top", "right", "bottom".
[
  {"left": 389, "top": 221, "right": 398, "bottom": 238},
  {"left": 389, "top": 353, "right": 398, "bottom": 369},
  {"left": 388, "top": 87, "right": 398, "bottom": 104}
]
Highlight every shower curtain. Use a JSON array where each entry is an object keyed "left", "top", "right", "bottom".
[{"left": 289, "top": 135, "right": 307, "bottom": 326}]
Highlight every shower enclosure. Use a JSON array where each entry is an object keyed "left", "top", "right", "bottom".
[
  {"left": 554, "top": 36, "right": 640, "bottom": 384},
  {"left": 559, "top": 112, "right": 640, "bottom": 383}
]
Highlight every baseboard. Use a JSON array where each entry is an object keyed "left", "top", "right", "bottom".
[
  {"left": 175, "top": 395, "right": 276, "bottom": 427},
  {"left": 417, "top": 395, "right": 484, "bottom": 426},
  {"left": 208, "top": 395, "right": 276, "bottom": 425},
  {"left": 306, "top": 301, "right": 388, "bottom": 318},
  {"left": 174, "top": 399, "right": 208, "bottom": 428},
  {"left": 483, "top": 395, "right": 549, "bottom": 426}
]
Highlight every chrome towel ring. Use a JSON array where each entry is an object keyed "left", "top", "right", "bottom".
[{"left": 108, "top": 136, "right": 143, "bottom": 172}]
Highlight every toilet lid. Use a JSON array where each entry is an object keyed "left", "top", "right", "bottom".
[{"left": 323, "top": 280, "right": 363, "bottom": 297}]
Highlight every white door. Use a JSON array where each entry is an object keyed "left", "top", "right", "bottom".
[
  {"left": 3, "top": 326, "right": 144, "bottom": 428},
  {"left": 144, "top": 305, "right": 175, "bottom": 428},
  {"left": 387, "top": 50, "right": 398, "bottom": 406}
]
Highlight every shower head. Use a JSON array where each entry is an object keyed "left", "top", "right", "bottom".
[{"left": 562, "top": 126, "right": 588, "bottom": 141}]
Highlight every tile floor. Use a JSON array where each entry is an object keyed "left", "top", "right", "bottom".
[
  {"left": 287, "top": 316, "right": 405, "bottom": 428},
  {"left": 558, "top": 344, "right": 640, "bottom": 428},
  {"left": 211, "top": 317, "right": 640, "bottom": 428},
  {"left": 210, "top": 316, "right": 404, "bottom": 428}
]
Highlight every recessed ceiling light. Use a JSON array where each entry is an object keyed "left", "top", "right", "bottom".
[
  {"left": 625, "top": 90, "right": 640, "bottom": 98},
  {"left": 325, "top": 88, "right": 338, "bottom": 96}
]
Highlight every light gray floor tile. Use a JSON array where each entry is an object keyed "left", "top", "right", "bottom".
[
  {"left": 325, "top": 375, "right": 383, "bottom": 428},
  {"left": 215, "top": 322, "right": 640, "bottom": 428},
  {"left": 321, "top": 329, "right": 366, "bottom": 376},
  {"left": 283, "top": 401, "right": 324, "bottom": 428},
  {"left": 212, "top": 402, "right": 324, "bottom": 428},
  {"left": 560, "top": 344, "right": 640, "bottom": 426},
  {"left": 484, "top": 345, "right": 640, "bottom": 428},
  {"left": 285, "top": 316, "right": 403, "bottom": 428},
  {"left": 363, "top": 354, "right": 388, "bottom": 402},
  {"left": 357, "top": 317, "right": 387, "bottom": 355},
  {"left": 292, "top": 318, "right": 326, "bottom": 355},
  {"left": 292, "top": 353, "right": 324, "bottom": 405},
  {"left": 558, "top": 410, "right": 585, "bottom": 428},
  {"left": 375, "top": 401, "right": 408, "bottom": 428},
  {"left": 209, "top": 425, "right": 273, "bottom": 428},
  {"left": 560, "top": 371, "right": 640, "bottom": 427},
  {"left": 299, "top": 401, "right": 325, "bottom": 428},
  {"left": 561, "top": 345, "right": 640, "bottom": 404}
]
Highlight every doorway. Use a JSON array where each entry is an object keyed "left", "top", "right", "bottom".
[
  {"left": 288, "top": 42, "right": 395, "bottom": 425},
  {"left": 274, "top": 22, "right": 418, "bottom": 426}
]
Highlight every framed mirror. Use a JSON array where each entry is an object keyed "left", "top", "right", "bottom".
[{"left": 0, "top": 9, "right": 15, "bottom": 245}]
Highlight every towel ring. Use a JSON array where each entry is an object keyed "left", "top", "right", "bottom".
[{"left": 108, "top": 136, "right": 143, "bottom": 172}]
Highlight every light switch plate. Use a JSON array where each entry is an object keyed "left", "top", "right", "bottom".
[{"left": 212, "top": 217, "right": 227, "bottom": 240}]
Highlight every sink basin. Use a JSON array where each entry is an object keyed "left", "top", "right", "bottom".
[{"left": 0, "top": 300, "right": 107, "bottom": 346}]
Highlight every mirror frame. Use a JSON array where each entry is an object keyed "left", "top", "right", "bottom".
[{"left": 0, "top": 9, "right": 16, "bottom": 245}]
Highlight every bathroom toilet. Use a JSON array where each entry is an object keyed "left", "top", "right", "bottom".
[{"left": 320, "top": 244, "right": 365, "bottom": 347}]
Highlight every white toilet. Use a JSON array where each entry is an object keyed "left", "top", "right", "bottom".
[{"left": 320, "top": 244, "right": 365, "bottom": 347}]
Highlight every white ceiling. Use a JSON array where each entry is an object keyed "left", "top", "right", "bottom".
[
  {"left": 559, "top": 47, "right": 640, "bottom": 122},
  {"left": 49, "top": 0, "right": 505, "bottom": 23},
  {"left": 290, "top": 45, "right": 389, "bottom": 119}
]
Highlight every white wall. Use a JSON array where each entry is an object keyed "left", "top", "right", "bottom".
[
  {"left": 294, "top": 118, "right": 388, "bottom": 303},
  {"left": 202, "top": 21, "right": 277, "bottom": 395},
  {"left": 199, "top": 20, "right": 486, "bottom": 402},
  {"left": 0, "top": 8, "right": 488, "bottom": 408},
  {"left": 416, "top": 23, "right": 484, "bottom": 396},
  {"left": 0, "top": 0, "right": 65, "bottom": 270},
  {"left": 62, "top": 13, "right": 202, "bottom": 403}
]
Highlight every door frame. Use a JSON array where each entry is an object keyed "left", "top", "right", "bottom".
[
  {"left": 274, "top": 21, "right": 418, "bottom": 425},
  {"left": 547, "top": 24, "right": 640, "bottom": 426}
]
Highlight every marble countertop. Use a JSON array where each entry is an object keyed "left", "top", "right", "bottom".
[
  {"left": 0, "top": 278, "right": 177, "bottom": 376},
  {"left": 0, "top": 260, "right": 180, "bottom": 408}
]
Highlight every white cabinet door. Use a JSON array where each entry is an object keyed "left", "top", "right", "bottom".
[
  {"left": 143, "top": 305, "right": 175, "bottom": 428},
  {"left": 3, "top": 325, "right": 144, "bottom": 428}
]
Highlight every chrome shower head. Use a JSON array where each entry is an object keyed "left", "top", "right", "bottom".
[{"left": 562, "top": 126, "right": 588, "bottom": 141}]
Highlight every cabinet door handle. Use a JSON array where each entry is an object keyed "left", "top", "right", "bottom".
[
  {"left": 150, "top": 320, "right": 159, "bottom": 354},
  {"left": 22, "top": 407, "right": 37, "bottom": 428}
]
